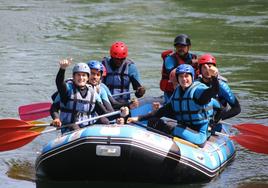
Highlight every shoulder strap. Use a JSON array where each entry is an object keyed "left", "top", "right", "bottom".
[
  {"left": 120, "top": 60, "right": 130, "bottom": 94},
  {"left": 161, "top": 49, "right": 173, "bottom": 61}
]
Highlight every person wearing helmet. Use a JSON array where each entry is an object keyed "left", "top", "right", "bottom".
[
  {"left": 160, "top": 34, "right": 198, "bottom": 104},
  {"left": 127, "top": 64, "right": 220, "bottom": 147},
  {"left": 89, "top": 60, "right": 139, "bottom": 110},
  {"left": 197, "top": 54, "right": 241, "bottom": 133},
  {"left": 169, "top": 68, "right": 178, "bottom": 89},
  {"left": 102, "top": 41, "right": 145, "bottom": 103},
  {"left": 50, "top": 59, "right": 129, "bottom": 133}
]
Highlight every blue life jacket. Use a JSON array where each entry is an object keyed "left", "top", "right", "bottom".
[
  {"left": 102, "top": 57, "right": 133, "bottom": 102},
  {"left": 170, "top": 81, "right": 220, "bottom": 146},
  {"left": 170, "top": 81, "right": 215, "bottom": 127},
  {"left": 59, "top": 81, "right": 96, "bottom": 128}
]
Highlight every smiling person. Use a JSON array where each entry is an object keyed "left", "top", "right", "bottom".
[
  {"left": 127, "top": 64, "right": 220, "bottom": 147},
  {"left": 102, "top": 41, "right": 145, "bottom": 103},
  {"left": 50, "top": 59, "right": 129, "bottom": 133},
  {"left": 87, "top": 60, "right": 111, "bottom": 110},
  {"left": 160, "top": 34, "right": 198, "bottom": 103}
]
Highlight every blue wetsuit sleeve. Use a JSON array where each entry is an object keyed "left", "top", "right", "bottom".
[
  {"left": 95, "top": 93, "right": 103, "bottom": 104},
  {"left": 100, "top": 84, "right": 111, "bottom": 103},
  {"left": 128, "top": 63, "right": 141, "bottom": 83},
  {"left": 219, "top": 81, "right": 236, "bottom": 105},
  {"left": 164, "top": 55, "right": 176, "bottom": 73},
  {"left": 101, "top": 83, "right": 112, "bottom": 96},
  {"left": 220, "top": 98, "right": 241, "bottom": 120},
  {"left": 128, "top": 63, "right": 143, "bottom": 90},
  {"left": 218, "top": 81, "right": 241, "bottom": 119},
  {"left": 99, "top": 84, "right": 115, "bottom": 112}
]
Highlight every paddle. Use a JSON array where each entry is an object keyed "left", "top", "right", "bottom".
[
  {"left": 129, "top": 113, "right": 268, "bottom": 155},
  {"left": 232, "top": 123, "right": 268, "bottom": 138},
  {"left": 18, "top": 102, "right": 52, "bottom": 121},
  {"left": 212, "top": 130, "right": 268, "bottom": 155},
  {"left": 0, "top": 119, "right": 49, "bottom": 129},
  {"left": 0, "top": 121, "right": 47, "bottom": 151},
  {"left": 0, "top": 110, "right": 121, "bottom": 152},
  {"left": 0, "top": 120, "right": 46, "bottom": 137},
  {"left": 18, "top": 91, "right": 135, "bottom": 121},
  {"left": 230, "top": 134, "right": 268, "bottom": 155},
  {"left": 111, "top": 91, "right": 135, "bottom": 97},
  {"left": 165, "top": 118, "right": 268, "bottom": 140},
  {"left": 1, "top": 111, "right": 121, "bottom": 131}
]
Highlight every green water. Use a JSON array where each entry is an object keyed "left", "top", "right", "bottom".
[{"left": 0, "top": 0, "right": 268, "bottom": 187}]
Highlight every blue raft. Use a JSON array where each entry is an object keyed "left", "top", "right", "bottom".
[{"left": 35, "top": 98, "right": 236, "bottom": 183}]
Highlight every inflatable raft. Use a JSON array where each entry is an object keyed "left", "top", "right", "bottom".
[{"left": 35, "top": 99, "right": 236, "bottom": 183}]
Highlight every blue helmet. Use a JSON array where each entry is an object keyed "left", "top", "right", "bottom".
[
  {"left": 175, "top": 64, "right": 195, "bottom": 78},
  {"left": 72, "top": 63, "right": 90, "bottom": 75},
  {"left": 87, "top": 60, "right": 103, "bottom": 74}
]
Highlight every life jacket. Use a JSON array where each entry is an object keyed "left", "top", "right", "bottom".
[
  {"left": 160, "top": 50, "right": 197, "bottom": 93},
  {"left": 170, "top": 81, "right": 216, "bottom": 129},
  {"left": 59, "top": 81, "right": 96, "bottom": 128},
  {"left": 102, "top": 57, "right": 133, "bottom": 102}
]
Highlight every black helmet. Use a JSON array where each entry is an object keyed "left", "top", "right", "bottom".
[{"left": 174, "top": 34, "right": 191, "bottom": 46}]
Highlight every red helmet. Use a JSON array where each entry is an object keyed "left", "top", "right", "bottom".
[
  {"left": 102, "top": 64, "right": 107, "bottom": 77},
  {"left": 110, "top": 41, "right": 128, "bottom": 59},
  {"left": 169, "top": 69, "right": 178, "bottom": 88},
  {"left": 169, "top": 69, "right": 176, "bottom": 81},
  {"left": 198, "top": 54, "right": 216, "bottom": 66}
]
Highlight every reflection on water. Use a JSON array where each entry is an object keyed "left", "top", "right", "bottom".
[
  {"left": 237, "top": 176, "right": 268, "bottom": 188},
  {"left": 6, "top": 159, "right": 35, "bottom": 182}
]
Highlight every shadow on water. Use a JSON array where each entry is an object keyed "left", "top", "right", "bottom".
[{"left": 6, "top": 159, "right": 203, "bottom": 188}]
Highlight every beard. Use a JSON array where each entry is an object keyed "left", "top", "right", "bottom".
[{"left": 177, "top": 50, "right": 187, "bottom": 57}]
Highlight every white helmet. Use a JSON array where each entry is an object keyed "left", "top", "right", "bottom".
[{"left": 72, "top": 63, "right": 90, "bottom": 75}]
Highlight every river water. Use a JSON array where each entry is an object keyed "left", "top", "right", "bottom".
[{"left": 0, "top": 0, "right": 268, "bottom": 187}]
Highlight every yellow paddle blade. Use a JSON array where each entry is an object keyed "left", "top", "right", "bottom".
[{"left": 29, "top": 126, "right": 46, "bottom": 133}]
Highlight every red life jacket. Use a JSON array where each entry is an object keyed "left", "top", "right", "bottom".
[{"left": 159, "top": 50, "right": 198, "bottom": 93}]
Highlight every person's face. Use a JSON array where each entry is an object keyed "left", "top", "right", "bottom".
[
  {"left": 175, "top": 44, "right": 190, "bottom": 56},
  {"left": 73, "top": 72, "right": 89, "bottom": 87},
  {"left": 89, "top": 69, "right": 101, "bottom": 86},
  {"left": 201, "top": 63, "right": 215, "bottom": 79},
  {"left": 112, "top": 58, "right": 125, "bottom": 67},
  {"left": 178, "top": 73, "right": 192, "bottom": 90}
]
